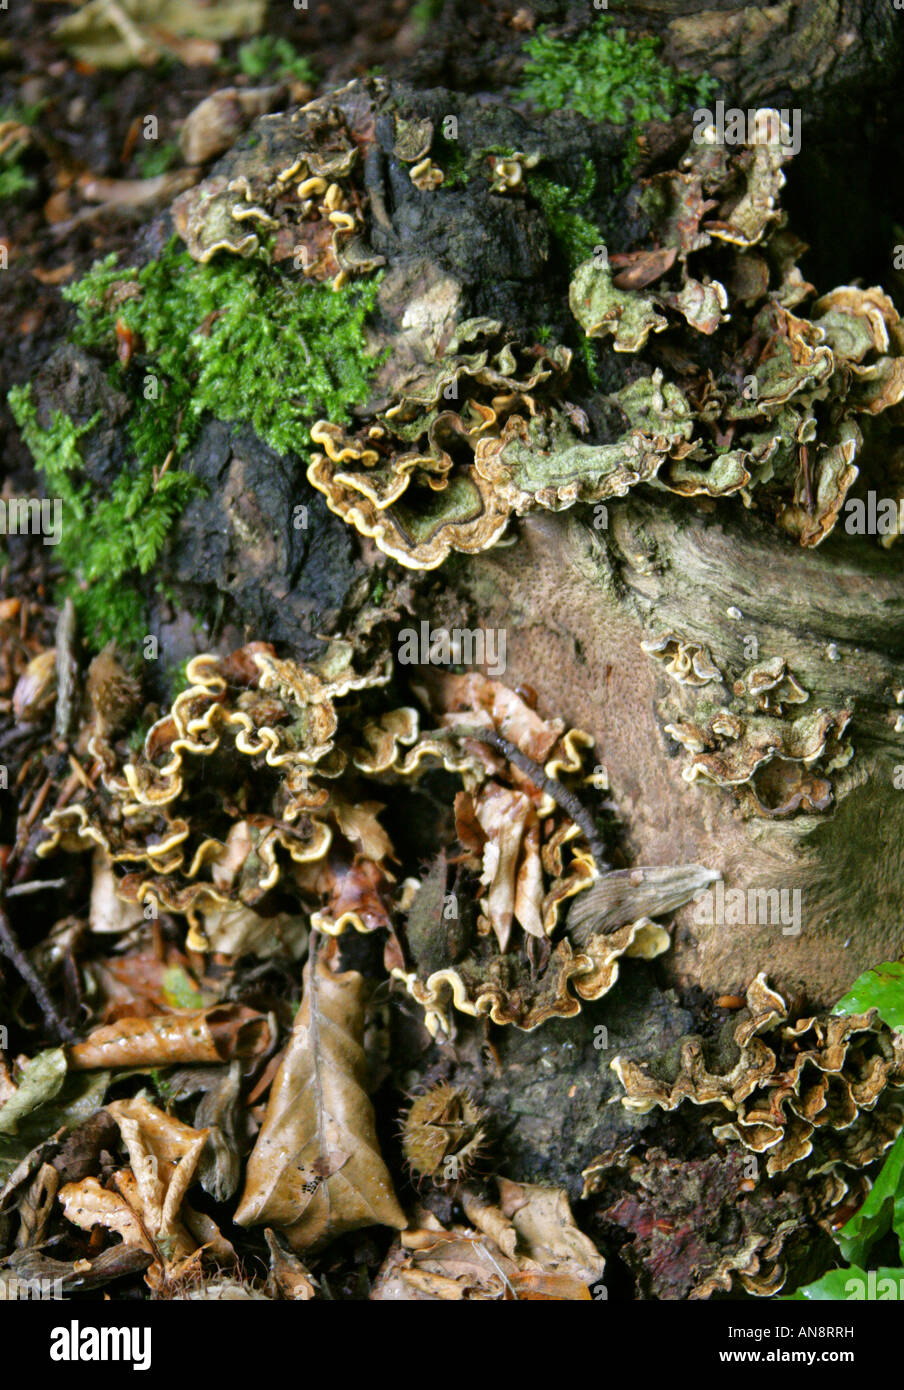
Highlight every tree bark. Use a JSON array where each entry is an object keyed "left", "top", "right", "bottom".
[{"left": 451, "top": 494, "right": 904, "bottom": 1008}]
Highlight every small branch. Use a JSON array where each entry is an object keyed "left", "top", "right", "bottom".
[
  {"left": 436, "top": 724, "right": 610, "bottom": 870},
  {"left": 54, "top": 597, "right": 78, "bottom": 745},
  {"left": 0, "top": 869, "right": 76, "bottom": 1044},
  {"left": 5, "top": 880, "right": 67, "bottom": 898}
]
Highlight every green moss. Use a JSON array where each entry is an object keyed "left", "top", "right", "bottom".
[
  {"left": 0, "top": 104, "right": 42, "bottom": 200},
  {"left": 518, "top": 16, "right": 717, "bottom": 125},
  {"left": 134, "top": 140, "right": 180, "bottom": 179},
  {"left": 7, "top": 383, "right": 194, "bottom": 647},
  {"left": 437, "top": 143, "right": 538, "bottom": 191},
  {"left": 411, "top": 0, "right": 444, "bottom": 35},
  {"left": 236, "top": 35, "right": 317, "bottom": 83},
  {"left": 530, "top": 157, "right": 604, "bottom": 272},
  {"left": 65, "top": 240, "right": 383, "bottom": 458},
  {"left": 0, "top": 164, "right": 35, "bottom": 199},
  {"left": 10, "top": 241, "right": 384, "bottom": 650}
]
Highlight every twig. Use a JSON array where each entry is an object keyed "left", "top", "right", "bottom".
[
  {"left": 54, "top": 597, "right": 78, "bottom": 745},
  {"left": 0, "top": 869, "right": 76, "bottom": 1043},
  {"left": 5, "top": 879, "right": 67, "bottom": 898},
  {"left": 435, "top": 724, "right": 609, "bottom": 869},
  {"left": 475, "top": 1240, "right": 518, "bottom": 1300}
]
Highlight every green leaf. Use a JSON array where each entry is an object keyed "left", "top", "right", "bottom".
[
  {"left": 833, "top": 959, "right": 904, "bottom": 1031},
  {"left": 783, "top": 1265, "right": 904, "bottom": 1300},
  {"left": 161, "top": 964, "right": 206, "bottom": 1009},
  {"left": 0, "top": 1049, "right": 68, "bottom": 1136},
  {"left": 835, "top": 1128, "right": 904, "bottom": 1266},
  {"left": 0, "top": 1070, "right": 112, "bottom": 1182}
]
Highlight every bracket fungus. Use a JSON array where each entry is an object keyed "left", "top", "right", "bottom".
[
  {"left": 582, "top": 1145, "right": 846, "bottom": 1299},
  {"left": 172, "top": 89, "right": 384, "bottom": 286},
  {"left": 36, "top": 640, "right": 677, "bottom": 1034},
  {"left": 293, "top": 94, "right": 904, "bottom": 565},
  {"left": 612, "top": 974, "right": 904, "bottom": 1179}
]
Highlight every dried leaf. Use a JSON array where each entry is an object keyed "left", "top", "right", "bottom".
[
  {"left": 0, "top": 1050, "right": 67, "bottom": 1136},
  {"left": 62, "top": 1095, "right": 221, "bottom": 1288},
  {"left": 265, "top": 1228, "right": 317, "bottom": 1300},
  {"left": 234, "top": 949, "right": 407, "bottom": 1251},
  {"left": 567, "top": 863, "right": 720, "bottom": 945},
  {"left": 195, "top": 1061, "right": 244, "bottom": 1202},
  {"left": 372, "top": 1183, "right": 604, "bottom": 1302},
  {"left": 610, "top": 246, "right": 678, "bottom": 291},
  {"left": 58, "top": 1176, "right": 152, "bottom": 1254},
  {"left": 371, "top": 1225, "right": 519, "bottom": 1301},
  {"left": 54, "top": 0, "right": 264, "bottom": 69},
  {"left": 496, "top": 1177, "right": 605, "bottom": 1284},
  {"left": 67, "top": 1005, "right": 273, "bottom": 1069},
  {"left": 0, "top": 1072, "right": 111, "bottom": 1185}
]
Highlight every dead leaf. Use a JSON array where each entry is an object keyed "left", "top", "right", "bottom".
[
  {"left": 54, "top": 0, "right": 264, "bottom": 69},
  {"left": 62, "top": 1094, "right": 226, "bottom": 1288},
  {"left": 234, "top": 947, "right": 407, "bottom": 1251},
  {"left": 474, "top": 783, "right": 534, "bottom": 951},
  {"left": 497, "top": 1177, "right": 605, "bottom": 1285},
  {"left": 265, "top": 1228, "right": 317, "bottom": 1300},
  {"left": 372, "top": 1223, "right": 520, "bottom": 1300},
  {"left": 58, "top": 1175, "right": 152, "bottom": 1255},
  {"left": 372, "top": 1183, "right": 604, "bottom": 1300},
  {"left": 460, "top": 1190, "right": 517, "bottom": 1257},
  {"left": 67, "top": 1004, "right": 272, "bottom": 1068},
  {"left": 610, "top": 245, "right": 678, "bottom": 291},
  {"left": 89, "top": 852, "right": 145, "bottom": 934}
]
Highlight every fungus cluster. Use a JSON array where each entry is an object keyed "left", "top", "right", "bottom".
[
  {"left": 612, "top": 974, "right": 904, "bottom": 1178},
  {"left": 304, "top": 100, "right": 904, "bottom": 567},
  {"left": 38, "top": 642, "right": 667, "bottom": 1034},
  {"left": 172, "top": 91, "right": 383, "bottom": 287},
  {"left": 582, "top": 1145, "right": 843, "bottom": 1299}
]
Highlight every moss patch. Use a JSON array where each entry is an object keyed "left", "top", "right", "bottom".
[
  {"left": 66, "top": 241, "right": 383, "bottom": 458},
  {"left": 8, "top": 383, "right": 198, "bottom": 647},
  {"left": 518, "top": 16, "right": 716, "bottom": 126},
  {"left": 235, "top": 34, "right": 317, "bottom": 83},
  {"left": 9, "top": 241, "right": 384, "bottom": 648},
  {"left": 530, "top": 157, "right": 604, "bottom": 273}
]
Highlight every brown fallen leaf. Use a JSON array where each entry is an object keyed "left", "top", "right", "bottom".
[
  {"left": 0, "top": 1242, "right": 152, "bottom": 1296},
  {"left": 265, "top": 1228, "right": 317, "bottom": 1300},
  {"left": 371, "top": 1214, "right": 520, "bottom": 1301},
  {"left": 67, "top": 1004, "right": 272, "bottom": 1068},
  {"left": 77, "top": 170, "right": 199, "bottom": 209},
  {"left": 108, "top": 1098, "right": 206, "bottom": 1256},
  {"left": 31, "top": 262, "right": 76, "bottom": 286},
  {"left": 609, "top": 245, "right": 678, "bottom": 290},
  {"left": 58, "top": 1175, "right": 152, "bottom": 1257},
  {"left": 496, "top": 1177, "right": 606, "bottom": 1285},
  {"left": 59, "top": 1095, "right": 229, "bottom": 1290},
  {"left": 460, "top": 1190, "right": 517, "bottom": 1258},
  {"left": 53, "top": 0, "right": 264, "bottom": 69},
  {"left": 371, "top": 1182, "right": 605, "bottom": 1300},
  {"left": 179, "top": 85, "right": 284, "bottom": 164},
  {"left": 234, "top": 946, "right": 407, "bottom": 1252}
]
